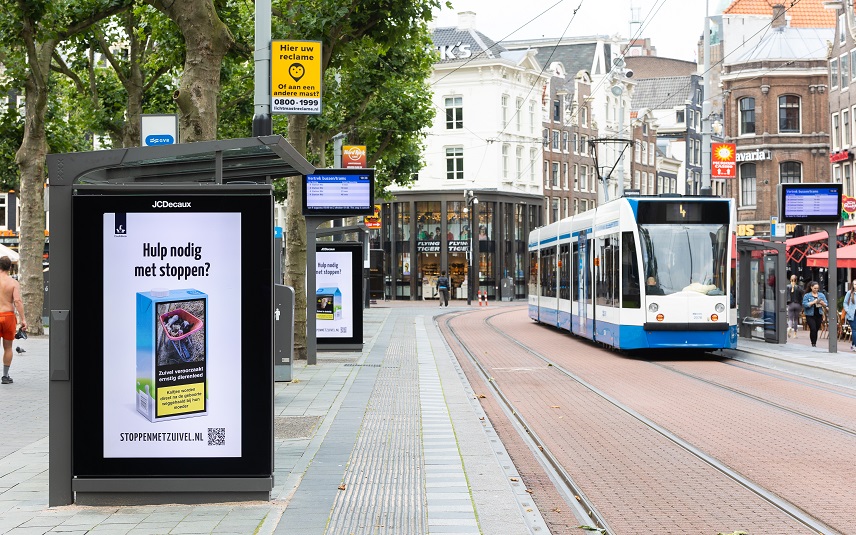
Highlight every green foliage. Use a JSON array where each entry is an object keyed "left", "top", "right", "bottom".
[
  {"left": 0, "top": 103, "right": 24, "bottom": 191},
  {"left": 268, "top": 0, "right": 441, "bottom": 200}
]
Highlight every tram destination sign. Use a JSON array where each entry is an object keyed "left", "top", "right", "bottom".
[{"left": 778, "top": 183, "right": 842, "bottom": 224}]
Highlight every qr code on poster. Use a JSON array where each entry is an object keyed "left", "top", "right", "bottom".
[{"left": 208, "top": 427, "right": 225, "bottom": 446}]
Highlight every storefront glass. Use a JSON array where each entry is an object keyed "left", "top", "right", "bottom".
[{"left": 447, "top": 201, "right": 468, "bottom": 240}]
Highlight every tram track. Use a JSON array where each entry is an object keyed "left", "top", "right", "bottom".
[
  {"left": 651, "top": 361, "right": 856, "bottom": 439},
  {"left": 449, "top": 306, "right": 841, "bottom": 535},
  {"left": 442, "top": 312, "right": 613, "bottom": 534}
]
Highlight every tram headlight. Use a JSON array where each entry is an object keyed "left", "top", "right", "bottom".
[
  {"left": 648, "top": 303, "right": 659, "bottom": 313},
  {"left": 715, "top": 303, "right": 725, "bottom": 313}
]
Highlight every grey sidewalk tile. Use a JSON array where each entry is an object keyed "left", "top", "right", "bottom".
[{"left": 168, "top": 520, "right": 221, "bottom": 533}]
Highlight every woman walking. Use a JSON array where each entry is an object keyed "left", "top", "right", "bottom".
[
  {"left": 844, "top": 280, "right": 856, "bottom": 351},
  {"left": 786, "top": 275, "right": 804, "bottom": 338},
  {"left": 802, "top": 281, "right": 828, "bottom": 347}
]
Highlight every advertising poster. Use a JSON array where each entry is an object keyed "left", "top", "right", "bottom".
[
  {"left": 102, "top": 212, "right": 242, "bottom": 458},
  {"left": 316, "top": 248, "right": 353, "bottom": 339}
]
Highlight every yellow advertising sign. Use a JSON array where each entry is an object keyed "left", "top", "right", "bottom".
[
  {"left": 271, "top": 40, "right": 322, "bottom": 114},
  {"left": 343, "top": 145, "right": 367, "bottom": 168},
  {"left": 364, "top": 204, "right": 382, "bottom": 229}
]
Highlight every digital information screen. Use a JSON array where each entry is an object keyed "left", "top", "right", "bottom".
[
  {"left": 71, "top": 193, "right": 273, "bottom": 478},
  {"left": 780, "top": 184, "right": 842, "bottom": 223},
  {"left": 302, "top": 169, "right": 374, "bottom": 216}
]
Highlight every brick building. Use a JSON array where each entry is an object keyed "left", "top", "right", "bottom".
[{"left": 721, "top": 5, "right": 832, "bottom": 237}]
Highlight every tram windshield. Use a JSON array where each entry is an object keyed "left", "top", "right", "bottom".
[{"left": 639, "top": 223, "right": 728, "bottom": 296}]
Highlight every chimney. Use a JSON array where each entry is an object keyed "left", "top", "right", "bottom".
[
  {"left": 457, "top": 11, "right": 476, "bottom": 31},
  {"left": 771, "top": 4, "right": 787, "bottom": 29}
]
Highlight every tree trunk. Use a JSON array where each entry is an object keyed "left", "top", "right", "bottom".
[
  {"left": 15, "top": 41, "right": 54, "bottom": 335},
  {"left": 151, "top": 0, "right": 233, "bottom": 142},
  {"left": 285, "top": 115, "right": 308, "bottom": 360}
]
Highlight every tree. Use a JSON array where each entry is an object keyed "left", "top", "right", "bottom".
[
  {"left": 145, "top": 0, "right": 233, "bottom": 142},
  {"left": 272, "top": 0, "right": 444, "bottom": 358},
  {"left": 1, "top": 0, "right": 132, "bottom": 335}
]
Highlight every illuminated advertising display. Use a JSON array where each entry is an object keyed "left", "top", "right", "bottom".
[
  {"left": 316, "top": 242, "right": 363, "bottom": 346},
  {"left": 71, "top": 193, "right": 272, "bottom": 477}
]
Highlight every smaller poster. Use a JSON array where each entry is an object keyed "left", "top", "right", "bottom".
[
  {"left": 316, "top": 243, "right": 363, "bottom": 346},
  {"left": 711, "top": 143, "right": 736, "bottom": 179}
]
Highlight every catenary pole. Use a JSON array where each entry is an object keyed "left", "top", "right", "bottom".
[
  {"left": 701, "top": 0, "right": 713, "bottom": 195},
  {"left": 253, "top": 0, "right": 272, "bottom": 136}
]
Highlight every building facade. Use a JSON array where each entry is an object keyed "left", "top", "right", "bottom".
[
  {"left": 721, "top": 8, "right": 832, "bottom": 237},
  {"left": 827, "top": 4, "right": 856, "bottom": 198},
  {"left": 382, "top": 12, "right": 547, "bottom": 301}
]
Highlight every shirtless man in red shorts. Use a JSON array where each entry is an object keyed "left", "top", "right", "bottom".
[{"left": 0, "top": 256, "right": 26, "bottom": 384}]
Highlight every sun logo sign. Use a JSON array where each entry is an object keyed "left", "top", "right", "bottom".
[{"left": 711, "top": 143, "right": 736, "bottom": 179}]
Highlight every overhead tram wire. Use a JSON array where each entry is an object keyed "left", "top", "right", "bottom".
[{"left": 593, "top": 0, "right": 807, "bottom": 142}]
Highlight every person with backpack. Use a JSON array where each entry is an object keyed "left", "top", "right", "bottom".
[{"left": 436, "top": 270, "right": 450, "bottom": 307}]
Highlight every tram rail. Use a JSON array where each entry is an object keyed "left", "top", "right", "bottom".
[{"left": 442, "top": 306, "right": 843, "bottom": 534}]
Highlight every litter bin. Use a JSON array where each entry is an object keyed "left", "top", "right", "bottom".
[
  {"left": 500, "top": 277, "right": 514, "bottom": 301},
  {"left": 275, "top": 284, "right": 294, "bottom": 382}
]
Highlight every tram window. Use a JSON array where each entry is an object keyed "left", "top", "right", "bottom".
[
  {"left": 559, "top": 244, "right": 570, "bottom": 300},
  {"left": 529, "top": 251, "right": 539, "bottom": 296},
  {"left": 621, "top": 231, "right": 640, "bottom": 308},
  {"left": 540, "top": 247, "right": 557, "bottom": 298}
]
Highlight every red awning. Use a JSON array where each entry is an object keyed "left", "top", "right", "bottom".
[
  {"left": 806, "top": 243, "right": 856, "bottom": 268},
  {"left": 785, "top": 226, "right": 854, "bottom": 247}
]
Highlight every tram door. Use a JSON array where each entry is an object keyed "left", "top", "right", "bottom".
[
  {"left": 575, "top": 232, "right": 588, "bottom": 336},
  {"left": 763, "top": 253, "right": 780, "bottom": 342}
]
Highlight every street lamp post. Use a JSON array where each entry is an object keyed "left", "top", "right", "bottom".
[{"left": 465, "top": 190, "right": 478, "bottom": 305}]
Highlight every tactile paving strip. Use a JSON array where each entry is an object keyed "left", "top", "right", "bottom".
[{"left": 326, "top": 317, "right": 427, "bottom": 534}]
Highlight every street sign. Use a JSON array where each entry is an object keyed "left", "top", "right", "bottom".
[
  {"left": 140, "top": 114, "right": 178, "bottom": 147},
  {"left": 271, "top": 40, "right": 322, "bottom": 115},
  {"left": 711, "top": 143, "right": 736, "bottom": 179}
]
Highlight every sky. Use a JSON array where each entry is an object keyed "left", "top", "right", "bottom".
[{"left": 433, "top": 0, "right": 732, "bottom": 62}]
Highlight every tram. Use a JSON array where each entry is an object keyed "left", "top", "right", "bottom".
[{"left": 528, "top": 195, "right": 737, "bottom": 350}]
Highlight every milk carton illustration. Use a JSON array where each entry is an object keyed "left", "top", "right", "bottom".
[
  {"left": 136, "top": 289, "right": 208, "bottom": 422},
  {"left": 316, "top": 287, "right": 342, "bottom": 320}
]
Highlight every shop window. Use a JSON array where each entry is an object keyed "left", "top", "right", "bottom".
[
  {"left": 395, "top": 204, "right": 411, "bottom": 241},
  {"left": 477, "top": 201, "right": 494, "bottom": 240},
  {"left": 415, "top": 201, "right": 441, "bottom": 241},
  {"left": 739, "top": 97, "right": 755, "bottom": 135},
  {"left": 448, "top": 201, "right": 468, "bottom": 241},
  {"left": 445, "top": 96, "right": 463, "bottom": 129},
  {"left": 778, "top": 95, "right": 800, "bottom": 133}
]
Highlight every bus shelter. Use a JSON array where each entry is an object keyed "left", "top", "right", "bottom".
[
  {"left": 736, "top": 238, "right": 787, "bottom": 344},
  {"left": 47, "top": 136, "right": 313, "bottom": 506}
]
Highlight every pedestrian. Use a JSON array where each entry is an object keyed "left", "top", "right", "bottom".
[
  {"left": 844, "top": 279, "right": 856, "bottom": 351},
  {"left": 802, "top": 281, "right": 828, "bottom": 348},
  {"left": 436, "top": 270, "right": 450, "bottom": 307},
  {"left": 0, "top": 256, "right": 27, "bottom": 384},
  {"left": 785, "top": 275, "right": 805, "bottom": 338}
]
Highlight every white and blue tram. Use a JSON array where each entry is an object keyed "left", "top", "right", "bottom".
[{"left": 528, "top": 196, "right": 737, "bottom": 350}]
